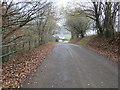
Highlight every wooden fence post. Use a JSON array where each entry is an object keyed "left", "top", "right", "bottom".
[
  {"left": 22, "top": 42, "right": 24, "bottom": 50},
  {"left": 7, "top": 46, "right": 9, "bottom": 61},
  {"left": 29, "top": 41, "right": 31, "bottom": 50},
  {"left": 3, "top": 46, "right": 9, "bottom": 62},
  {"left": 34, "top": 39, "right": 36, "bottom": 48}
]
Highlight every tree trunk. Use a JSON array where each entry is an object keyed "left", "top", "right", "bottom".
[{"left": 71, "top": 31, "right": 79, "bottom": 41}]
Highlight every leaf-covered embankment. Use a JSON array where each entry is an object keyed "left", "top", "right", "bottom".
[
  {"left": 2, "top": 43, "right": 56, "bottom": 88},
  {"left": 70, "top": 35, "right": 120, "bottom": 62}
]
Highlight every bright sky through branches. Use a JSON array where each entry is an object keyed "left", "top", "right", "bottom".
[{"left": 54, "top": 0, "right": 91, "bottom": 8}]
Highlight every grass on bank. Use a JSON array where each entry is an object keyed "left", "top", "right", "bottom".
[
  {"left": 64, "top": 34, "right": 71, "bottom": 40},
  {"left": 76, "top": 35, "right": 96, "bottom": 45}
]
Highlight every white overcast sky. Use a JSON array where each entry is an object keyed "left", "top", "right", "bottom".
[
  {"left": 3, "top": 0, "right": 120, "bottom": 7},
  {"left": 52, "top": 0, "right": 92, "bottom": 8},
  {"left": 1, "top": 0, "right": 90, "bottom": 9}
]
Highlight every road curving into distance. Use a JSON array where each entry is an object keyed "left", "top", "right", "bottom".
[{"left": 22, "top": 43, "right": 118, "bottom": 88}]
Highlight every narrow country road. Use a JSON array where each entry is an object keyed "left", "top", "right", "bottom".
[{"left": 22, "top": 43, "right": 118, "bottom": 88}]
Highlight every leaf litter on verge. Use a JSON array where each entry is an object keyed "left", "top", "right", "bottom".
[{"left": 2, "top": 43, "right": 56, "bottom": 88}]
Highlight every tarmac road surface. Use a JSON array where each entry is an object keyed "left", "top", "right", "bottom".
[{"left": 22, "top": 43, "right": 118, "bottom": 88}]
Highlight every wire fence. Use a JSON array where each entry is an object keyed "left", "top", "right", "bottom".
[{"left": 0, "top": 39, "right": 40, "bottom": 63}]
